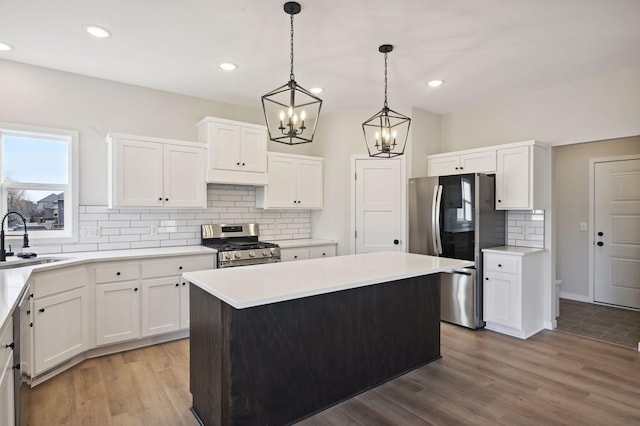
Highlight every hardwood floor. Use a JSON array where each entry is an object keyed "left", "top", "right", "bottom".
[{"left": 25, "top": 324, "right": 640, "bottom": 425}]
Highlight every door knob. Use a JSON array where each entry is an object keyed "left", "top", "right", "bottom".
[
  {"left": 393, "top": 239, "right": 399, "bottom": 245},
  {"left": 597, "top": 231, "right": 603, "bottom": 236},
  {"left": 597, "top": 241, "right": 604, "bottom": 246}
]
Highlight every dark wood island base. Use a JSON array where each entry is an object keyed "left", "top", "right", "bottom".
[{"left": 189, "top": 274, "right": 441, "bottom": 425}]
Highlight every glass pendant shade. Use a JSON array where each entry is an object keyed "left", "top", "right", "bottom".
[
  {"left": 362, "top": 44, "right": 410, "bottom": 158},
  {"left": 261, "top": 1, "right": 322, "bottom": 145}
]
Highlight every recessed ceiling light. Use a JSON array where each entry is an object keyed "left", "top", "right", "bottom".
[
  {"left": 310, "top": 87, "right": 324, "bottom": 94},
  {"left": 220, "top": 63, "right": 237, "bottom": 71},
  {"left": 0, "top": 42, "right": 13, "bottom": 51},
  {"left": 428, "top": 80, "right": 444, "bottom": 88},
  {"left": 84, "top": 25, "right": 111, "bottom": 38}
]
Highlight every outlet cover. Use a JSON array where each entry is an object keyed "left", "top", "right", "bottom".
[{"left": 80, "top": 226, "right": 101, "bottom": 238}]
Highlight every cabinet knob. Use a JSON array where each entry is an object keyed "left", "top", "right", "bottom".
[
  {"left": 13, "top": 363, "right": 20, "bottom": 370},
  {"left": 179, "top": 266, "right": 183, "bottom": 270},
  {"left": 485, "top": 277, "right": 489, "bottom": 280},
  {"left": 175, "top": 283, "right": 179, "bottom": 287},
  {"left": 165, "top": 198, "right": 169, "bottom": 201},
  {"left": 237, "top": 162, "right": 241, "bottom": 166},
  {"left": 294, "top": 255, "right": 298, "bottom": 259},
  {"left": 5, "top": 342, "right": 14, "bottom": 350},
  {"left": 182, "top": 282, "right": 186, "bottom": 286},
  {"left": 242, "top": 162, "right": 246, "bottom": 166},
  {"left": 158, "top": 197, "right": 163, "bottom": 201},
  {"left": 134, "top": 288, "right": 138, "bottom": 292},
  {"left": 39, "top": 308, "right": 45, "bottom": 313},
  {"left": 455, "top": 167, "right": 459, "bottom": 170},
  {"left": 322, "top": 253, "right": 326, "bottom": 256},
  {"left": 460, "top": 167, "right": 463, "bottom": 170},
  {"left": 393, "top": 239, "right": 400, "bottom": 245},
  {"left": 498, "top": 264, "right": 502, "bottom": 267},
  {"left": 597, "top": 241, "right": 604, "bottom": 247},
  {"left": 26, "top": 310, "right": 30, "bottom": 315},
  {"left": 497, "top": 199, "right": 502, "bottom": 203},
  {"left": 597, "top": 231, "right": 604, "bottom": 237},
  {"left": 116, "top": 272, "right": 121, "bottom": 276}
]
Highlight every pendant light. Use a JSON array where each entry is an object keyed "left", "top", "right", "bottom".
[
  {"left": 261, "top": 2, "right": 322, "bottom": 145},
  {"left": 362, "top": 44, "right": 411, "bottom": 158}
]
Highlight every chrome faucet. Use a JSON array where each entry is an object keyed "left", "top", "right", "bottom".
[{"left": 1, "top": 211, "right": 30, "bottom": 262}]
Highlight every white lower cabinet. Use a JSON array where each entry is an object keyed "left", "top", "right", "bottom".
[
  {"left": 180, "top": 278, "right": 190, "bottom": 329},
  {"left": 0, "top": 318, "right": 14, "bottom": 426},
  {"left": 33, "top": 287, "right": 89, "bottom": 375},
  {"left": 141, "top": 277, "right": 181, "bottom": 337},
  {"left": 483, "top": 248, "right": 546, "bottom": 339},
  {"left": 281, "top": 244, "right": 337, "bottom": 262},
  {"left": 95, "top": 280, "right": 141, "bottom": 346}
]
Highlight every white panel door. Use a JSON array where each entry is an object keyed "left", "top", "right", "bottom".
[
  {"left": 141, "top": 277, "right": 181, "bottom": 337},
  {"left": 240, "top": 127, "right": 267, "bottom": 173},
  {"left": 33, "top": 288, "right": 89, "bottom": 375},
  {"left": 594, "top": 159, "right": 640, "bottom": 309},
  {"left": 96, "top": 281, "right": 141, "bottom": 346},
  {"left": 267, "top": 155, "right": 297, "bottom": 208},
  {"left": 163, "top": 144, "right": 206, "bottom": 207},
  {"left": 355, "top": 159, "right": 402, "bottom": 253},
  {"left": 209, "top": 122, "right": 242, "bottom": 171},
  {"left": 297, "top": 158, "right": 323, "bottom": 208},
  {"left": 116, "top": 138, "right": 164, "bottom": 206}
]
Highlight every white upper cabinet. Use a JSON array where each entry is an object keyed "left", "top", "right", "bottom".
[
  {"left": 197, "top": 117, "right": 268, "bottom": 185},
  {"left": 256, "top": 152, "right": 324, "bottom": 209},
  {"left": 427, "top": 149, "right": 496, "bottom": 177},
  {"left": 107, "top": 133, "right": 206, "bottom": 208},
  {"left": 495, "top": 142, "right": 548, "bottom": 210}
]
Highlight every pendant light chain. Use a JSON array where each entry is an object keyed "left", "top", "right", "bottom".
[
  {"left": 383, "top": 52, "right": 389, "bottom": 109},
  {"left": 289, "top": 13, "right": 295, "bottom": 81}
]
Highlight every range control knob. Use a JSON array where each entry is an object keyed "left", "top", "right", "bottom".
[
  {"left": 234, "top": 252, "right": 242, "bottom": 259},
  {"left": 248, "top": 251, "right": 255, "bottom": 258},
  {"left": 224, "top": 253, "right": 231, "bottom": 260},
  {"left": 262, "top": 250, "right": 269, "bottom": 256}
]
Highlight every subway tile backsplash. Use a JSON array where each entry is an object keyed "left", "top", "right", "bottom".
[
  {"left": 506, "top": 210, "right": 545, "bottom": 249},
  {"left": 30, "top": 184, "right": 311, "bottom": 254}
]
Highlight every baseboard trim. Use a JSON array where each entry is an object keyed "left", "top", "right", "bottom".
[{"left": 559, "top": 292, "right": 590, "bottom": 303}]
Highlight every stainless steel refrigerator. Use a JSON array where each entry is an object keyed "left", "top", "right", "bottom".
[{"left": 408, "top": 174, "right": 505, "bottom": 329}]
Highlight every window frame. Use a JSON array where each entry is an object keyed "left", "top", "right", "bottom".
[{"left": 0, "top": 122, "right": 79, "bottom": 244}]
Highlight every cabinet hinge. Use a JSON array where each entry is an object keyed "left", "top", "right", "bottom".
[
  {"left": 355, "top": 230, "right": 357, "bottom": 238},
  {"left": 354, "top": 172, "right": 357, "bottom": 180}
]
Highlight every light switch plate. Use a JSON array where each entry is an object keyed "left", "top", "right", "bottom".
[{"left": 579, "top": 222, "right": 587, "bottom": 231}]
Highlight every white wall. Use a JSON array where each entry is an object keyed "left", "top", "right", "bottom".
[
  {"left": 440, "top": 67, "right": 640, "bottom": 151},
  {"left": 0, "top": 59, "right": 314, "bottom": 206},
  {"left": 407, "top": 107, "right": 442, "bottom": 178}
]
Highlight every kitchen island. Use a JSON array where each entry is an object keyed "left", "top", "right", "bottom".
[{"left": 184, "top": 251, "right": 473, "bottom": 425}]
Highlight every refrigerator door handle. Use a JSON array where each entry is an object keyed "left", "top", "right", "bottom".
[
  {"left": 433, "top": 185, "right": 443, "bottom": 255},
  {"left": 452, "top": 270, "right": 473, "bottom": 276}
]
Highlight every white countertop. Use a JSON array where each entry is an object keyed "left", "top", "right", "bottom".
[
  {"left": 0, "top": 245, "right": 217, "bottom": 332},
  {"left": 184, "top": 251, "right": 473, "bottom": 309},
  {"left": 482, "top": 246, "right": 546, "bottom": 256},
  {"left": 270, "top": 239, "right": 338, "bottom": 249}
]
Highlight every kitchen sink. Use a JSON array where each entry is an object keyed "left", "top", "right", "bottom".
[{"left": 0, "top": 257, "right": 69, "bottom": 269}]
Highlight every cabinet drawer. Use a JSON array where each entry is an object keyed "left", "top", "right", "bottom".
[
  {"left": 141, "top": 255, "right": 215, "bottom": 279},
  {"left": 484, "top": 255, "right": 519, "bottom": 274},
  {"left": 30, "top": 266, "right": 89, "bottom": 298},
  {"left": 309, "top": 245, "right": 336, "bottom": 259},
  {"left": 0, "top": 318, "right": 12, "bottom": 367},
  {"left": 281, "top": 248, "right": 310, "bottom": 262},
  {"left": 95, "top": 263, "right": 140, "bottom": 283}
]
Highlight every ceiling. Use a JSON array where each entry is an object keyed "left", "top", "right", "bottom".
[{"left": 1, "top": 0, "right": 639, "bottom": 115}]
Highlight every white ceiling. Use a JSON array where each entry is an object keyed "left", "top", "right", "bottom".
[{"left": 1, "top": 0, "right": 639, "bottom": 115}]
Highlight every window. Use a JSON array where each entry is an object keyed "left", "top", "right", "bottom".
[{"left": 0, "top": 123, "right": 78, "bottom": 242}]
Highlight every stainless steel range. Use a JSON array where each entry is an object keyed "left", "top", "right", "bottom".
[{"left": 201, "top": 223, "right": 281, "bottom": 268}]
